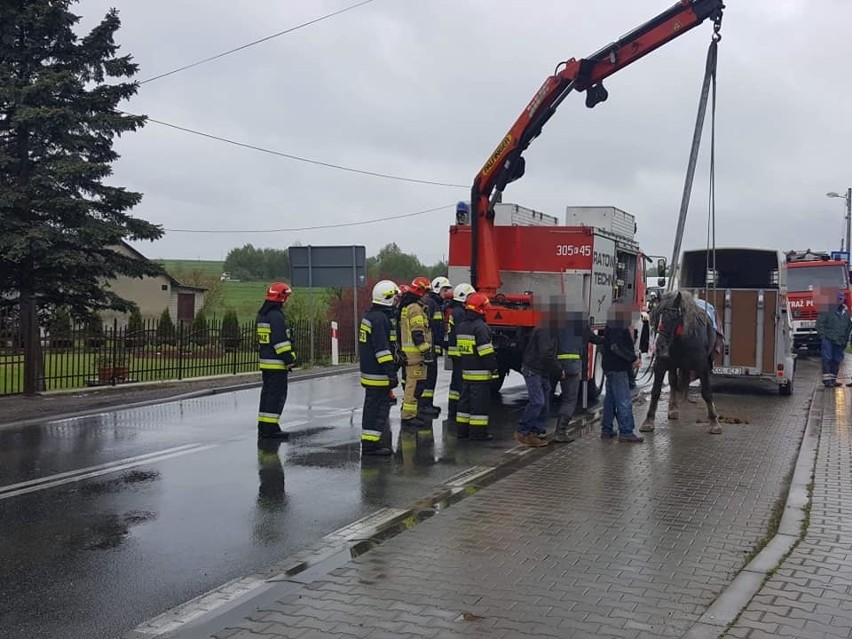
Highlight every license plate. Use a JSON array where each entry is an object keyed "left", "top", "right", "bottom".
[
  {"left": 713, "top": 366, "right": 743, "bottom": 375},
  {"left": 799, "top": 321, "right": 815, "bottom": 328}
]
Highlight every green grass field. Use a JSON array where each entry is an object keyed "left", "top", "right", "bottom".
[
  {"left": 154, "top": 259, "right": 332, "bottom": 322},
  {"left": 158, "top": 259, "right": 224, "bottom": 278}
]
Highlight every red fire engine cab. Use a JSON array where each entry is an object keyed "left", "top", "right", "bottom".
[
  {"left": 446, "top": 0, "right": 725, "bottom": 399},
  {"left": 785, "top": 250, "right": 852, "bottom": 352}
]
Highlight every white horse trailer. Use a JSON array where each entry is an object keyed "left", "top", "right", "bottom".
[{"left": 679, "top": 248, "right": 795, "bottom": 395}]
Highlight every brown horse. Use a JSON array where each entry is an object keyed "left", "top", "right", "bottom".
[{"left": 640, "top": 290, "right": 721, "bottom": 434}]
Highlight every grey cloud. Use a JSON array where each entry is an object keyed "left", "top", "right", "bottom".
[{"left": 74, "top": 0, "right": 852, "bottom": 270}]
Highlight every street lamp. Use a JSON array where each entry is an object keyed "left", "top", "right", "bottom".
[{"left": 827, "top": 189, "right": 852, "bottom": 255}]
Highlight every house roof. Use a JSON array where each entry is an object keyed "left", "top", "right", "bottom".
[{"left": 120, "top": 241, "right": 207, "bottom": 292}]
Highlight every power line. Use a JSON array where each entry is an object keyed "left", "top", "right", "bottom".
[
  {"left": 139, "top": 0, "right": 376, "bottom": 84},
  {"left": 139, "top": 116, "right": 467, "bottom": 189},
  {"left": 164, "top": 203, "right": 454, "bottom": 233}
]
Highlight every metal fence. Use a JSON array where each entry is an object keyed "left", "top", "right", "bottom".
[{"left": 0, "top": 311, "right": 356, "bottom": 396}]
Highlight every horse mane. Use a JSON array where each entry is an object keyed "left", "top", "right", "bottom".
[{"left": 654, "top": 290, "right": 712, "bottom": 345}]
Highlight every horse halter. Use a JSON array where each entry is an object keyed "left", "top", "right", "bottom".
[{"left": 655, "top": 305, "right": 685, "bottom": 340}]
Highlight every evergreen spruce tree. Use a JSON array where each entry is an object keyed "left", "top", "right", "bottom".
[
  {"left": 0, "top": 2, "right": 162, "bottom": 393},
  {"left": 156, "top": 309, "right": 175, "bottom": 346},
  {"left": 190, "top": 310, "right": 209, "bottom": 347}
]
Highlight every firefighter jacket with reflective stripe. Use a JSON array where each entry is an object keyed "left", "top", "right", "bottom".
[
  {"left": 257, "top": 304, "right": 295, "bottom": 370},
  {"left": 358, "top": 305, "right": 397, "bottom": 387},
  {"left": 445, "top": 302, "right": 466, "bottom": 358},
  {"left": 556, "top": 324, "right": 586, "bottom": 375},
  {"left": 400, "top": 300, "right": 432, "bottom": 365},
  {"left": 456, "top": 310, "right": 497, "bottom": 382},
  {"left": 426, "top": 293, "right": 446, "bottom": 355}
]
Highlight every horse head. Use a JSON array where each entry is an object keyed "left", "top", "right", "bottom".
[{"left": 653, "top": 291, "right": 685, "bottom": 359}]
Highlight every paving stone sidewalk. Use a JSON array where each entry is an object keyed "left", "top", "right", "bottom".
[
  {"left": 724, "top": 384, "right": 852, "bottom": 639},
  {"left": 179, "top": 370, "right": 816, "bottom": 639}
]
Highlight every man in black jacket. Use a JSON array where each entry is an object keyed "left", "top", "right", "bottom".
[
  {"left": 516, "top": 303, "right": 563, "bottom": 448},
  {"left": 590, "top": 301, "right": 643, "bottom": 443}
]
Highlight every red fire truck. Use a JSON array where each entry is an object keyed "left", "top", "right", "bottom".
[
  {"left": 449, "top": 204, "right": 648, "bottom": 398},
  {"left": 445, "top": 0, "right": 724, "bottom": 398},
  {"left": 785, "top": 250, "right": 852, "bottom": 352}
]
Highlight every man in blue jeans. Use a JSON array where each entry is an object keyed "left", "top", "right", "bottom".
[
  {"left": 590, "top": 302, "right": 644, "bottom": 443},
  {"left": 516, "top": 303, "right": 563, "bottom": 448}
]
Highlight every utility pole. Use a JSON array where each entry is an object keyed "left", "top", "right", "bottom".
[
  {"left": 846, "top": 187, "right": 851, "bottom": 262},
  {"left": 827, "top": 188, "right": 852, "bottom": 259}
]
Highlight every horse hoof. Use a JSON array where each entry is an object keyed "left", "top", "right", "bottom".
[
  {"left": 668, "top": 410, "right": 679, "bottom": 420},
  {"left": 708, "top": 423, "right": 722, "bottom": 435},
  {"left": 639, "top": 422, "right": 655, "bottom": 433}
]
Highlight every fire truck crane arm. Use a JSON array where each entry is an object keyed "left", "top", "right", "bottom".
[{"left": 470, "top": 0, "right": 724, "bottom": 294}]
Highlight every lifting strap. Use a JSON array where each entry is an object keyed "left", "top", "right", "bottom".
[{"left": 667, "top": 19, "right": 722, "bottom": 291}]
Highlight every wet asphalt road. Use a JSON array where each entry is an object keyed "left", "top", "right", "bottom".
[{"left": 0, "top": 367, "right": 609, "bottom": 639}]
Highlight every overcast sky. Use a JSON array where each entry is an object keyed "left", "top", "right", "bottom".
[{"left": 75, "top": 0, "right": 851, "bottom": 268}]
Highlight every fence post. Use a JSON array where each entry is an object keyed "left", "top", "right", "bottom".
[
  {"left": 111, "top": 318, "right": 118, "bottom": 386},
  {"left": 231, "top": 319, "right": 238, "bottom": 376},
  {"left": 331, "top": 321, "right": 339, "bottom": 366},
  {"left": 177, "top": 321, "right": 184, "bottom": 380}
]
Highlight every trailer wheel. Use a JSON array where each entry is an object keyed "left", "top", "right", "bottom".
[
  {"left": 586, "top": 349, "right": 604, "bottom": 401},
  {"left": 779, "top": 380, "right": 793, "bottom": 396}
]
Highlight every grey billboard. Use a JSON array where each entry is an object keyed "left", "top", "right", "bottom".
[{"left": 288, "top": 245, "right": 367, "bottom": 288}]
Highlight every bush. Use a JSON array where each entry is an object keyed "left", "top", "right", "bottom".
[
  {"left": 156, "top": 309, "right": 176, "bottom": 346},
  {"left": 85, "top": 315, "right": 105, "bottom": 348},
  {"left": 125, "top": 307, "right": 146, "bottom": 348},
  {"left": 190, "top": 311, "right": 209, "bottom": 346},
  {"left": 221, "top": 309, "right": 241, "bottom": 352},
  {"left": 49, "top": 307, "right": 73, "bottom": 348}
]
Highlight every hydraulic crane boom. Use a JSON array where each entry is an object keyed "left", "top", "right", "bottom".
[{"left": 470, "top": 0, "right": 724, "bottom": 295}]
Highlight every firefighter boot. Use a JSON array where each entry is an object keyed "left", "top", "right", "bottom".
[
  {"left": 469, "top": 425, "right": 493, "bottom": 441},
  {"left": 401, "top": 415, "right": 428, "bottom": 431},
  {"left": 258, "top": 422, "right": 290, "bottom": 441}
]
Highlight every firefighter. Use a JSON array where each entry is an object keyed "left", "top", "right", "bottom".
[
  {"left": 359, "top": 280, "right": 400, "bottom": 456},
  {"left": 399, "top": 276, "right": 435, "bottom": 428},
  {"left": 446, "top": 283, "right": 475, "bottom": 420},
  {"left": 456, "top": 292, "right": 497, "bottom": 440},
  {"left": 422, "top": 276, "right": 452, "bottom": 412},
  {"left": 256, "top": 282, "right": 295, "bottom": 440}
]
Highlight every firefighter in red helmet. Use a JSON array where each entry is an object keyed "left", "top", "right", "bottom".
[
  {"left": 256, "top": 282, "right": 295, "bottom": 439},
  {"left": 398, "top": 276, "right": 434, "bottom": 428},
  {"left": 455, "top": 292, "right": 497, "bottom": 440}
]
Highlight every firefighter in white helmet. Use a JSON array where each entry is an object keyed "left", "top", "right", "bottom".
[{"left": 358, "top": 280, "right": 400, "bottom": 456}]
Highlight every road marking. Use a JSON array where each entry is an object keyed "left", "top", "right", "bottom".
[
  {"left": 1, "top": 402, "right": 372, "bottom": 502},
  {"left": 0, "top": 443, "right": 215, "bottom": 500}
]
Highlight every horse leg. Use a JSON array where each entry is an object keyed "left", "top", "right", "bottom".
[
  {"left": 641, "top": 366, "right": 666, "bottom": 432},
  {"left": 701, "top": 367, "right": 721, "bottom": 434},
  {"left": 668, "top": 366, "right": 680, "bottom": 420}
]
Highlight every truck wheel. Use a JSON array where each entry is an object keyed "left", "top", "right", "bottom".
[
  {"left": 586, "top": 349, "right": 605, "bottom": 401},
  {"left": 779, "top": 380, "right": 793, "bottom": 396},
  {"left": 490, "top": 371, "right": 507, "bottom": 395}
]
